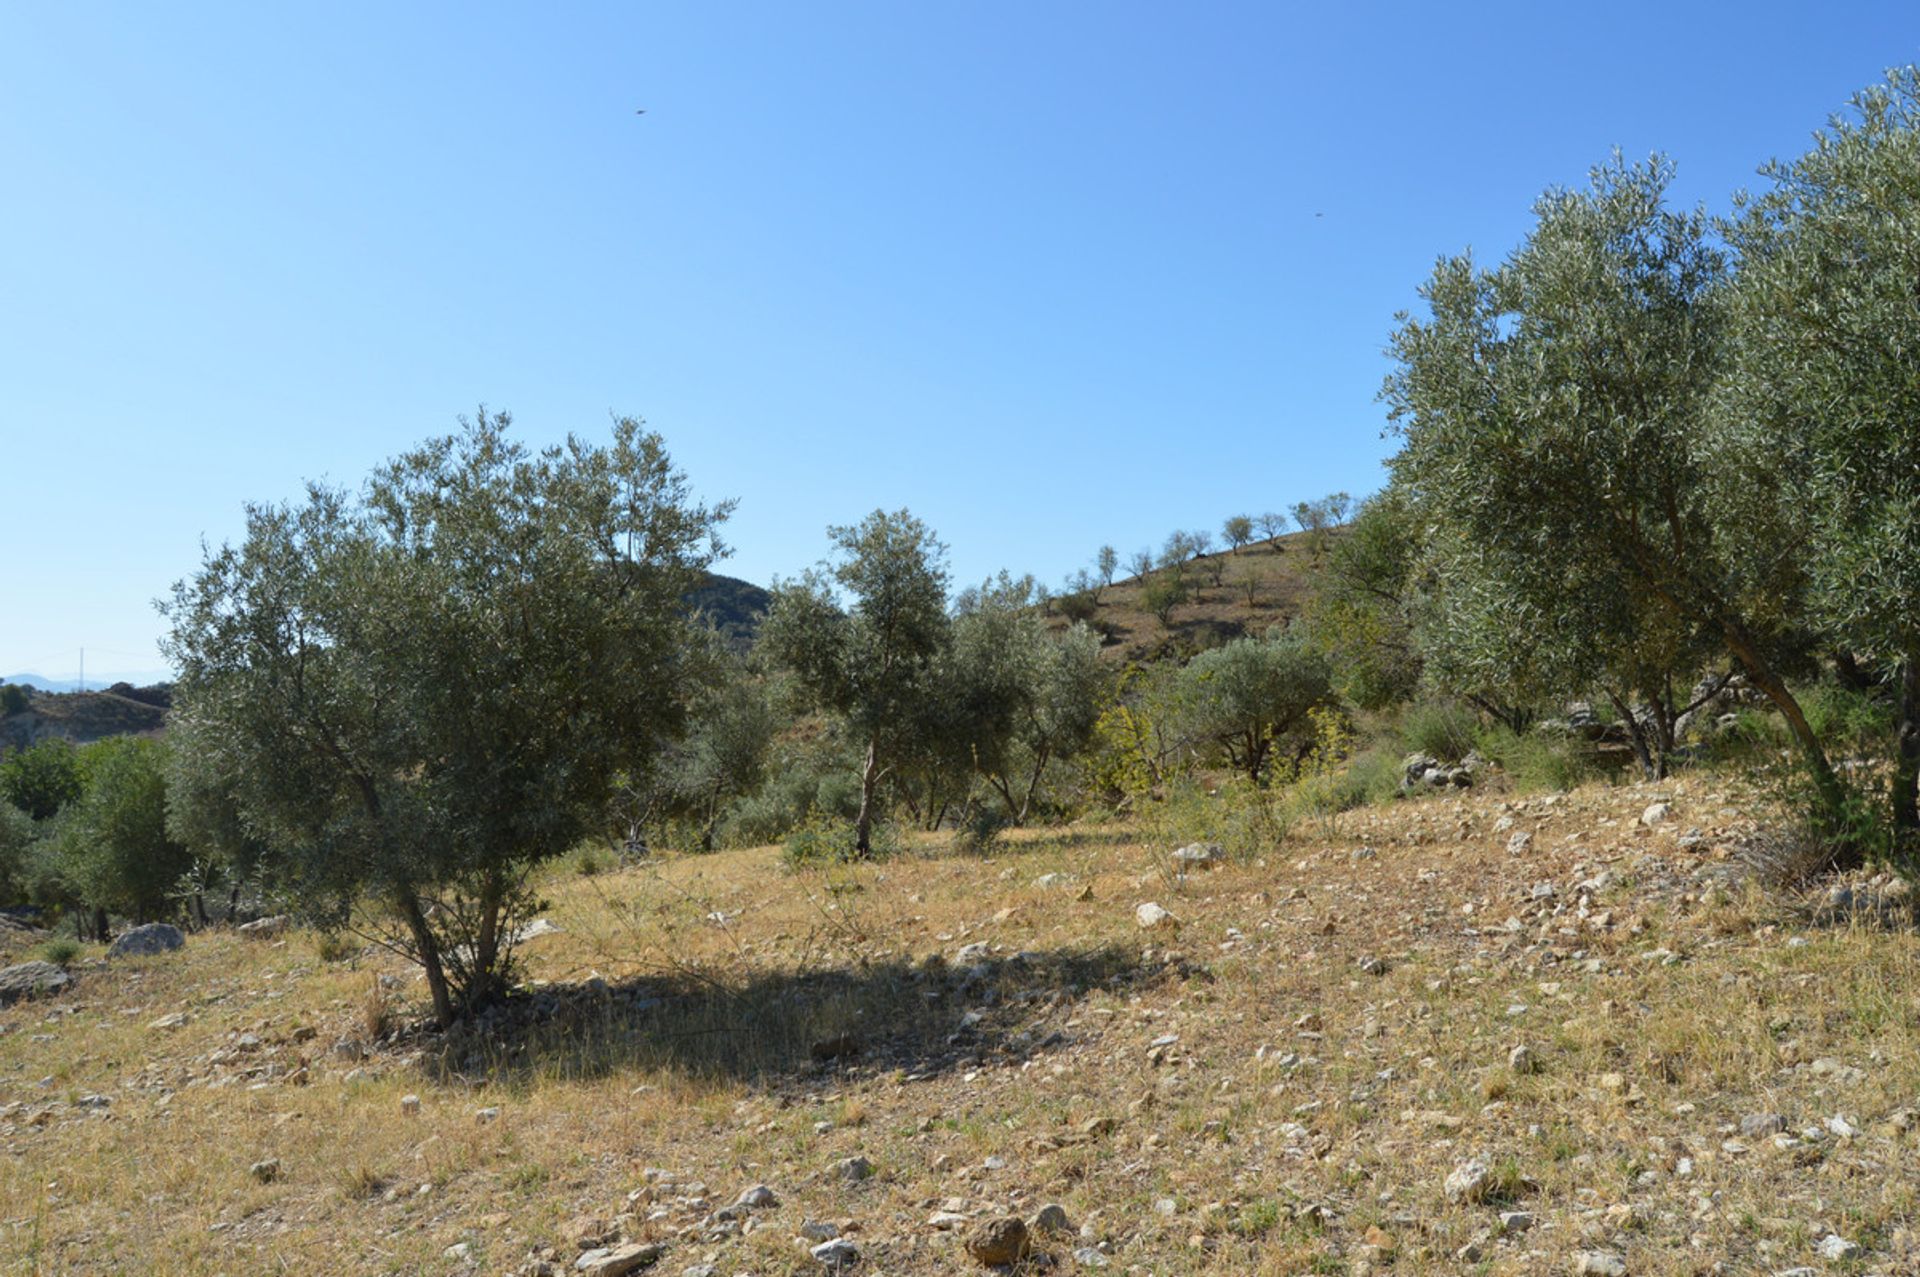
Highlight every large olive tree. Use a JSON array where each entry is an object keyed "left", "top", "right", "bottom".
[
  {"left": 1720, "top": 68, "right": 1920, "bottom": 846},
  {"left": 1384, "top": 155, "right": 1847, "bottom": 828},
  {"left": 164, "top": 412, "right": 729, "bottom": 1025}
]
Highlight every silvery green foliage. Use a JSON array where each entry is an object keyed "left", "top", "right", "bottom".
[
  {"left": 761, "top": 509, "right": 950, "bottom": 856},
  {"left": 1173, "top": 628, "right": 1334, "bottom": 784},
  {"left": 1719, "top": 68, "right": 1920, "bottom": 665},
  {"left": 164, "top": 412, "right": 728, "bottom": 1023},
  {"left": 1382, "top": 155, "right": 1775, "bottom": 770}
]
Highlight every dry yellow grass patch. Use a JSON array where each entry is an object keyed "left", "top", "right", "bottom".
[{"left": 2, "top": 777, "right": 1918, "bottom": 1274}]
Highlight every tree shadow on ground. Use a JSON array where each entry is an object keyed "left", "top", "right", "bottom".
[{"left": 415, "top": 942, "right": 1203, "bottom": 1091}]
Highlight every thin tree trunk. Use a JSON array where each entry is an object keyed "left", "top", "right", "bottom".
[
  {"left": 398, "top": 890, "right": 455, "bottom": 1028},
  {"left": 854, "top": 736, "right": 879, "bottom": 858},
  {"left": 1893, "top": 657, "right": 1920, "bottom": 853},
  {"left": 1605, "top": 689, "right": 1659, "bottom": 782},
  {"left": 1719, "top": 619, "right": 1855, "bottom": 864}
]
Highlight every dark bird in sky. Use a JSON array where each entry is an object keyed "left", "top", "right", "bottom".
[{"left": 635, "top": 108, "right": 647, "bottom": 115}]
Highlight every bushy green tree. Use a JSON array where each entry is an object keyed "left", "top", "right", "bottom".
[
  {"left": 0, "top": 683, "right": 28, "bottom": 716},
  {"left": 1305, "top": 489, "right": 1425, "bottom": 711},
  {"left": 1222, "top": 515, "right": 1254, "bottom": 554},
  {"left": 1384, "top": 154, "right": 1847, "bottom": 830},
  {"left": 0, "top": 802, "right": 37, "bottom": 904},
  {"left": 53, "top": 737, "right": 191, "bottom": 925},
  {"left": 1142, "top": 574, "right": 1188, "bottom": 628},
  {"left": 665, "top": 653, "right": 779, "bottom": 851},
  {"left": 1173, "top": 630, "right": 1334, "bottom": 784},
  {"left": 164, "top": 412, "right": 729, "bottom": 1024},
  {"left": 0, "top": 739, "right": 85, "bottom": 821},
  {"left": 1720, "top": 68, "right": 1920, "bottom": 843},
  {"left": 948, "top": 573, "right": 1106, "bottom": 821},
  {"left": 761, "top": 509, "right": 950, "bottom": 858}
]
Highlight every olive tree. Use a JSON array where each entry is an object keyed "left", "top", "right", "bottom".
[
  {"left": 0, "top": 739, "right": 85, "bottom": 821},
  {"left": 1384, "top": 154, "right": 1848, "bottom": 833},
  {"left": 1222, "top": 515, "right": 1254, "bottom": 554},
  {"left": 760, "top": 510, "right": 950, "bottom": 858},
  {"left": 1095, "top": 545, "right": 1119, "bottom": 598},
  {"left": 950, "top": 574, "right": 1106, "bottom": 821},
  {"left": 164, "top": 412, "right": 729, "bottom": 1025},
  {"left": 1173, "top": 629, "right": 1334, "bottom": 784},
  {"left": 1721, "top": 68, "right": 1920, "bottom": 844},
  {"left": 52, "top": 737, "right": 192, "bottom": 930}
]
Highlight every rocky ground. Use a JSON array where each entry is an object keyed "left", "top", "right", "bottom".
[{"left": 1, "top": 773, "right": 1917, "bottom": 1275}]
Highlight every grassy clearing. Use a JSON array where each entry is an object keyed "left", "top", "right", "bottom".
[{"left": 2, "top": 776, "right": 1917, "bottom": 1274}]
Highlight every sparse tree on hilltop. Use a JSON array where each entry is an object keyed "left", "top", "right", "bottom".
[{"left": 1222, "top": 515, "right": 1253, "bottom": 554}]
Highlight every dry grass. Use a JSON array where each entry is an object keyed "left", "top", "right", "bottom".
[{"left": 2, "top": 773, "right": 1918, "bottom": 1274}]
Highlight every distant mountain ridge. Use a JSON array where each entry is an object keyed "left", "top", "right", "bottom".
[{"left": 4, "top": 670, "right": 174, "bottom": 694}]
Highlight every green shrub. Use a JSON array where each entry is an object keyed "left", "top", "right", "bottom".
[
  {"left": 1400, "top": 700, "right": 1481, "bottom": 762},
  {"left": 1798, "top": 683, "right": 1893, "bottom": 756},
  {"left": 1475, "top": 726, "right": 1600, "bottom": 793},
  {"left": 1057, "top": 591, "right": 1098, "bottom": 623},
  {"left": 37, "top": 937, "right": 80, "bottom": 967},
  {"left": 782, "top": 814, "right": 899, "bottom": 868},
  {"left": 950, "top": 806, "right": 1010, "bottom": 855},
  {"left": 314, "top": 931, "right": 358, "bottom": 963},
  {"left": 1143, "top": 776, "right": 1288, "bottom": 862}
]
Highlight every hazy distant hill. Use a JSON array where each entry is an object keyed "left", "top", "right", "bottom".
[{"left": 4, "top": 671, "right": 173, "bottom": 694}]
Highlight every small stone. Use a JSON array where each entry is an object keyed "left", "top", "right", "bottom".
[
  {"left": 400, "top": 1094, "right": 421, "bottom": 1117},
  {"left": 799, "top": 1219, "right": 839, "bottom": 1241},
  {"left": 444, "top": 1242, "right": 471, "bottom": 1260},
  {"left": 1498, "top": 1210, "right": 1532, "bottom": 1233},
  {"left": 1031, "top": 1203, "right": 1072, "bottom": 1235},
  {"left": 1356, "top": 954, "right": 1388, "bottom": 976},
  {"left": 1641, "top": 802, "right": 1669, "bottom": 826},
  {"left": 1816, "top": 1234, "right": 1861, "bottom": 1261},
  {"left": 476, "top": 1106, "right": 501, "bottom": 1124},
  {"left": 1444, "top": 1159, "right": 1489, "bottom": 1204},
  {"left": 249, "top": 1158, "right": 281, "bottom": 1183},
  {"left": 1573, "top": 1252, "right": 1627, "bottom": 1276},
  {"left": 1506, "top": 831, "right": 1533, "bottom": 855},
  {"left": 1072, "top": 1248, "right": 1109, "bottom": 1268},
  {"left": 1508, "top": 1044, "right": 1538, "bottom": 1074},
  {"left": 965, "top": 1216, "right": 1031, "bottom": 1266},
  {"left": 237, "top": 914, "right": 290, "bottom": 938},
  {"left": 734, "top": 1183, "right": 778, "bottom": 1209},
  {"left": 1135, "top": 902, "right": 1178, "bottom": 931},
  {"left": 809, "top": 1033, "right": 861, "bottom": 1062},
  {"left": 574, "top": 1243, "right": 666, "bottom": 1276},
  {"left": 836, "top": 1156, "right": 873, "bottom": 1183},
  {"left": 1739, "top": 1112, "right": 1787, "bottom": 1138},
  {"left": 1172, "top": 842, "right": 1224, "bottom": 869},
  {"left": 810, "top": 1237, "right": 859, "bottom": 1269}
]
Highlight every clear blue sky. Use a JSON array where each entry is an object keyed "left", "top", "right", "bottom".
[{"left": 3, "top": 2, "right": 1915, "bottom": 681}]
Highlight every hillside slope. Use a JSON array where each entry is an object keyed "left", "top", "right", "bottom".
[
  {"left": 1050, "top": 527, "right": 1341, "bottom": 663},
  {"left": 0, "top": 686, "right": 169, "bottom": 753}
]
